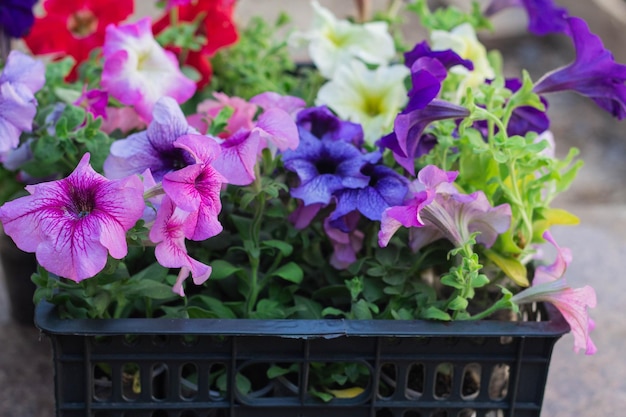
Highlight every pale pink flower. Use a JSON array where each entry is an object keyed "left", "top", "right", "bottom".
[
  {"left": 101, "top": 17, "right": 196, "bottom": 121},
  {"left": 101, "top": 106, "right": 146, "bottom": 134},
  {"left": 512, "top": 231, "right": 597, "bottom": 355},
  {"left": 0, "top": 154, "right": 145, "bottom": 282},
  {"left": 188, "top": 92, "right": 257, "bottom": 137}
]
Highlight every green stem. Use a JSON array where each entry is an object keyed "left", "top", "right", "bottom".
[{"left": 244, "top": 167, "right": 265, "bottom": 317}]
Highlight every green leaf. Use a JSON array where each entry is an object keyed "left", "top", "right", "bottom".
[
  {"left": 352, "top": 299, "right": 373, "bottom": 319},
  {"left": 209, "top": 259, "right": 242, "bottom": 280},
  {"left": 261, "top": 240, "right": 293, "bottom": 256},
  {"left": 269, "top": 262, "right": 303, "bottom": 284},
  {"left": 125, "top": 280, "right": 178, "bottom": 300},
  {"left": 423, "top": 306, "right": 451, "bottom": 321},
  {"left": 447, "top": 296, "right": 469, "bottom": 311},
  {"left": 267, "top": 364, "right": 297, "bottom": 379},
  {"left": 193, "top": 295, "right": 237, "bottom": 319}
]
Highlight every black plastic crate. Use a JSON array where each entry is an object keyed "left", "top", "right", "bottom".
[{"left": 35, "top": 301, "right": 569, "bottom": 417}]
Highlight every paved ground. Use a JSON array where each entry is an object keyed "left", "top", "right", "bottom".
[{"left": 1, "top": 1, "right": 625, "bottom": 416}]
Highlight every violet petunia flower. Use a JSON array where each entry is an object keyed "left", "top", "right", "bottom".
[
  {"left": 0, "top": 153, "right": 145, "bottom": 282},
  {"left": 511, "top": 231, "right": 597, "bottom": 355},
  {"left": 483, "top": 0, "right": 568, "bottom": 35},
  {"left": 101, "top": 17, "right": 196, "bottom": 121},
  {"left": 0, "top": 50, "right": 45, "bottom": 152},
  {"left": 0, "top": 0, "right": 37, "bottom": 38},
  {"left": 103, "top": 97, "right": 198, "bottom": 182},
  {"left": 324, "top": 214, "right": 364, "bottom": 270},
  {"left": 283, "top": 129, "right": 377, "bottom": 206},
  {"left": 404, "top": 41, "right": 474, "bottom": 74},
  {"left": 534, "top": 17, "right": 626, "bottom": 120},
  {"left": 380, "top": 100, "right": 470, "bottom": 175},
  {"left": 378, "top": 165, "right": 511, "bottom": 251},
  {"left": 330, "top": 162, "right": 409, "bottom": 231},
  {"left": 296, "top": 106, "right": 364, "bottom": 147}
]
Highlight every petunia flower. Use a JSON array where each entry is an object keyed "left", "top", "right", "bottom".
[
  {"left": 534, "top": 17, "right": 626, "bottom": 120},
  {"left": 483, "top": 0, "right": 568, "bottom": 35},
  {"left": 404, "top": 41, "right": 474, "bottom": 73},
  {"left": 162, "top": 134, "right": 226, "bottom": 241},
  {"left": 149, "top": 195, "right": 212, "bottom": 297},
  {"left": 187, "top": 92, "right": 258, "bottom": 137},
  {"left": 511, "top": 231, "right": 597, "bottom": 355},
  {"left": 24, "top": 0, "right": 134, "bottom": 79},
  {"left": 0, "top": 153, "right": 145, "bottom": 282},
  {"left": 100, "top": 106, "right": 146, "bottom": 135},
  {"left": 152, "top": 0, "right": 238, "bottom": 89},
  {"left": 283, "top": 129, "right": 377, "bottom": 206},
  {"left": 330, "top": 162, "right": 409, "bottom": 231},
  {"left": 101, "top": 17, "right": 196, "bottom": 121},
  {"left": 0, "top": 0, "right": 37, "bottom": 38},
  {"left": 0, "top": 50, "right": 45, "bottom": 152},
  {"left": 380, "top": 100, "right": 470, "bottom": 175},
  {"left": 74, "top": 88, "right": 108, "bottom": 121},
  {"left": 430, "top": 23, "right": 495, "bottom": 92},
  {"left": 296, "top": 105, "right": 364, "bottom": 147},
  {"left": 379, "top": 165, "right": 511, "bottom": 251},
  {"left": 250, "top": 91, "right": 306, "bottom": 116},
  {"left": 293, "top": 0, "right": 395, "bottom": 79},
  {"left": 324, "top": 214, "right": 364, "bottom": 270},
  {"left": 103, "top": 97, "right": 197, "bottom": 182},
  {"left": 316, "top": 60, "right": 410, "bottom": 145}
]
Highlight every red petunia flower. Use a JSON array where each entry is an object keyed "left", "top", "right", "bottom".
[
  {"left": 23, "top": 0, "right": 134, "bottom": 80},
  {"left": 153, "top": 0, "right": 238, "bottom": 89}
]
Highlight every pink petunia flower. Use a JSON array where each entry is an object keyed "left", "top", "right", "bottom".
[
  {"left": 511, "top": 231, "right": 597, "bottom": 355},
  {"left": 0, "top": 153, "right": 145, "bottom": 282},
  {"left": 187, "top": 92, "right": 258, "bottom": 137},
  {"left": 149, "top": 196, "right": 212, "bottom": 296},
  {"left": 379, "top": 165, "right": 511, "bottom": 251},
  {"left": 74, "top": 88, "right": 108, "bottom": 121},
  {"left": 101, "top": 17, "right": 196, "bottom": 121}
]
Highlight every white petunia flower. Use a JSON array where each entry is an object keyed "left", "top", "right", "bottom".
[
  {"left": 430, "top": 23, "right": 495, "bottom": 92},
  {"left": 294, "top": 1, "right": 396, "bottom": 79},
  {"left": 316, "top": 60, "right": 409, "bottom": 145}
]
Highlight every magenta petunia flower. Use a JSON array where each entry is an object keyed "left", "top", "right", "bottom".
[
  {"left": 0, "top": 50, "right": 45, "bottom": 152},
  {"left": 534, "top": 17, "right": 626, "bottom": 120},
  {"left": 512, "top": 231, "right": 597, "bottom": 355},
  {"left": 101, "top": 17, "right": 196, "bottom": 121},
  {"left": 379, "top": 165, "right": 511, "bottom": 251},
  {"left": 0, "top": 153, "right": 145, "bottom": 282},
  {"left": 74, "top": 88, "right": 109, "bottom": 121},
  {"left": 162, "top": 134, "right": 226, "bottom": 241}
]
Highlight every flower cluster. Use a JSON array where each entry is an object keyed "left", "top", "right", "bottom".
[{"left": 1, "top": 0, "right": 618, "bottom": 362}]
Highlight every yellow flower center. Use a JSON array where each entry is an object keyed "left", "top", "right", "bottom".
[{"left": 67, "top": 10, "right": 98, "bottom": 38}]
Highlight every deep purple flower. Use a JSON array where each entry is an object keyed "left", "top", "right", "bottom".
[
  {"left": 380, "top": 100, "right": 470, "bottom": 175},
  {"left": 404, "top": 41, "right": 474, "bottom": 73},
  {"left": 483, "top": 0, "right": 568, "bottom": 35},
  {"left": 379, "top": 165, "right": 511, "bottom": 251},
  {"left": 0, "top": 153, "right": 145, "bottom": 282},
  {"left": 296, "top": 106, "right": 364, "bottom": 147},
  {"left": 534, "top": 17, "right": 626, "bottom": 120},
  {"left": 330, "top": 162, "right": 409, "bottom": 231},
  {"left": 0, "top": 50, "right": 45, "bottom": 152},
  {"left": 283, "top": 129, "right": 376, "bottom": 206},
  {"left": 0, "top": 0, "right": 37, "bottom": 38},
  {"left": 104, "top": 97, "right": 198, "bottom": 181}
]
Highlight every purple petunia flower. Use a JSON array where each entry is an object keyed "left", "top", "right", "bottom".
[
  {"left": 296, "top": 106, "right": 364, "bottom": 147},
  {"left": 103, "top": 97, "right": 198, "bottom": 181},
  {"left": 483, "top": 0, "right": 568, "bottom": 35},
  {"left": 380, "top": 100, "right": 470, "bottom": 175},
  {"left": 283, "top": 129, "right": 376, "bottom": 206},
  {"left": 0, "top": 153, "right": 145, "bottom": 282},
  {"left": 0, "top": 50, "right": 45, "bottom": 152},
  {"left": 534, "top": 17, "right": 626, "bottom": 120},
  {"left": 330, "top": 162, "right": 409, "bottom": 231},
  {"left": 324, "top": 214, "right": 364, "bottom": 270},
  {"left": 378, "top": 165, "right": 511, "bottom": 251},
  {"left": 0, "top": 0, "right": 37, "bottom": 38},
  {"left": 404, "top": 41, "right": 474, "bottom": 73}
]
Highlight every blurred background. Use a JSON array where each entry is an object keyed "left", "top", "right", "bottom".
[{"left": 1, "top": 1, "right": 625, "bottom": 416}]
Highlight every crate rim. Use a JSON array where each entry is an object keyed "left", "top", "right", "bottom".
[{"left": 34, "top": 300, "right": 570, "bottom": 339}]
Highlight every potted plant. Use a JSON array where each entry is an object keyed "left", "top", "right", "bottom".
[{"left": 0, "top": 0, "right": 615, "bottom": 415}]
